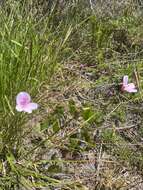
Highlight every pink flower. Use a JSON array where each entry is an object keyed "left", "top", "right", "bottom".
[
  {"left": 16, "top": 92, "right": 38, "bottom": 113},
  {"left": 121, "top": 75, "right": 137, "bottom": 93}
]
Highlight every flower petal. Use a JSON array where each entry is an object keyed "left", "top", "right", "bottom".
[
  {"left": 23, "top": 103, "right": 38, "bottom": 113},
  {"left": 129, "top": 88, "right": 137, "bottom": 92},
  {"left": 128, "top": 83, "right": 136, "bottom": 88},
  {"left": 123, "top": 75, "right": 128, "bottom": 85},
  {"left": 124, "top": 84, "right": 137, "bottom": 93},
  {"left": 16, "top": 92, "right": 31, "bottom": 105},
  {"left": 16, "top": 105, "right": 23, "bottom": 112},
  {"left": 28, "top": 103, "right": 38, "bottom": 110}
]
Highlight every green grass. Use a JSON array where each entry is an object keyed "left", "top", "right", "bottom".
[
  {"left": 0, "top": 0, "right": 75, "bottom": 154},
  {"left": 0, "top": 0, "right": 143, "bottom": 189}
]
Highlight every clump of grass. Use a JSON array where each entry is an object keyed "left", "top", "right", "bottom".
[
  {"left": 0, "top": 0, "right": 80, "bottom": 188},
  {"left": 0, "top": 0, "right": 74, "bottom": 154}
]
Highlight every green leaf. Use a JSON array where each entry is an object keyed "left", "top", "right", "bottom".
[{"left": 68, "top": 99, "right": 78, "bottom": 118}]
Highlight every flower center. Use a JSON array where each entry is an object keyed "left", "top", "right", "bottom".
[{"left": 20, "top": 97, "right": 29, "bottom": 106}]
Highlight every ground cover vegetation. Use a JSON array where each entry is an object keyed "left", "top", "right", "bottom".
[{"left": 0, "top": 0, "right": 143, "bottom": 189}]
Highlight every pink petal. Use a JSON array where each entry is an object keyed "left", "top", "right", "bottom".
[
  {"left": 123, "top": 75, "right": 128, "bottom": 85},
  {"left": 16, "top": 105, "right": 23, "bottom": 112},
  {"left": 129, "top": 88, "right": 137, "bottom": 93},
  {"left": 124, "top": 84, "right": 137, "bottom": 93},
  {"left": 29, "top": 103, "right": 38, "bottom": 110},
  {"left": 16, "top": 92, "right": 31, "bottom": 106},
  {"left": 127, "top": 83, "right": 136, "bottom": 89},
  {"left": 23, "top": 103, "right": 38, "bottom": 113}
]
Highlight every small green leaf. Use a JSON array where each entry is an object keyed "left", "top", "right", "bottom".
[{"left": 69, "top": 99, "right": 78, "bottom": 118}]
